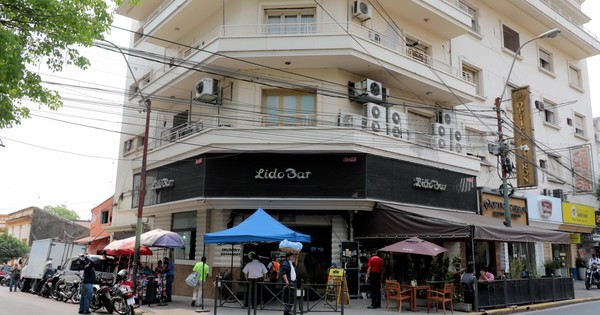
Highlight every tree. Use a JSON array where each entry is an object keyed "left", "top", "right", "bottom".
[
  {"left": 0, "top": 0, "right": 115, "bottom": 128},
  {"left": 44, "top": 204, "right": 80, "bottom": 221},
  {"left": 0, "top": 233, "right": 29, "bottom": 263}
]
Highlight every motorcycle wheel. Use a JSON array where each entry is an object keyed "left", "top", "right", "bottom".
[
  {"left": 101, "top": 294, "right": 114, "bottom": 314},
  {"left": 71, "top": 287, "right": 81, "bottom": 304},
  {"left": 112, "top": 296, "right": 129, "bottom": 315},
  {"left": 89, "top": 296, "right": 102, "bottom": 311},
  {"left": 51, "top": 287, "right": 61, "bottom": 300},
  {"left": 585, "top": 277, "right": 591, "bottom": 290}
]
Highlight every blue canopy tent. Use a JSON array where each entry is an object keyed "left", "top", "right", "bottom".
[{"left": 204, "top": 208, "right": 311, "bottom": 244}]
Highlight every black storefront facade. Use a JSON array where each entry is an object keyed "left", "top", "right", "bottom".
[{"left": 132, "top": 152, "right": 478, "bottom": 284}]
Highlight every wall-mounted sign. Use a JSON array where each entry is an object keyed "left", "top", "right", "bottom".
[
  {"left": 255, "top": 168, "right": 312, "bottom": 180},
  {"left": 480, "top": 193, "right": 527, "bottom": 225},
  {"left": 525, "top": 192, "right": 562, "bottom": 223},
  {"left": 151, "top": 178, "right": 174, "bottom": 190},
  {"left": 562, "top": 202, "right": 595, "bottom": 226},
  {"left": 570, "top": 233, "right": 581, "bottom": 244},
  {"left": 511, "top": 87, "right": 537, "bottom": 188},
  {"left": 220, "top": 247, "right": 241, "bottom": 256},
  {"left": 570, "top": 145, "right": 593, "bottom": 192},
  {"left": 412, "top": 177, "right": 447, "bottom": 191}
]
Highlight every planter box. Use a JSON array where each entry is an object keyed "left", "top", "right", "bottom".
[
  {"left": 455, "top": 302, "right": 472, "bottom": 312},
  {"left": 578, "top": 268, "right": 587, "bottom": 280}
]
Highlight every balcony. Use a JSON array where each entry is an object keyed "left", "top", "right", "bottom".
[{"left": 137, "top": 22, "right": 475, "bottom": 107}]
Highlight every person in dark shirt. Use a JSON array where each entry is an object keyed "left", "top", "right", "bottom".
[{"left": 79, "top": 254, "right": 96, "bottom": 314}]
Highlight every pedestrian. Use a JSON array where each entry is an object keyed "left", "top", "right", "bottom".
[
  {"left": 191, "top": 256, "right": 210, "bottom": 309},
  {"left": 588, "top": 254, "right": 600, "bottom": 269},
  {"left": 79, "top": 254, "right": 96, "bottom": 314},
  {"left": 242, "top": 251, "right": 268, "bottom": 308},
  {"left": 279, "top": 252, "right": 298, "bottom": 315},
  {"left": 9, "top": 258, "right": 22, "bottom": 292},
  {"left": 154, "top": 260, "right": 164, "bottom": 274},
  {"left": 365, "top": 248, "right": 383, "bottom": 309},
  {"left": 163, "top": 257, "right": 175, "bottom": 302},
  {"left": 266, "top": 256, "right": 280, "bottom": 282}
]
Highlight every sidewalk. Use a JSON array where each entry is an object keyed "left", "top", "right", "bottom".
[{"left": 134, "top": 280, "right": 600, "bottom": 315}]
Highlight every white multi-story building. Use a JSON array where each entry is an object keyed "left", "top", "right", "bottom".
[{"left": 112, "top": 0, "right": 599, "bottom": 295}]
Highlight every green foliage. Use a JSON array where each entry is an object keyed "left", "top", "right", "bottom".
[
  {"left": 43, "top": 204, "right": 80, "bottom": 221},
  {"left": 544, "top": 259, "right": 560, "bottom": 270},
  {"left": 0, "top": 233, "right": 29, "bottom": 262},
  {"left": 508, "top": 257, "right": 526, "bottom": 279},
  {"left": 0, "top": 0, "right": 115, "bottom": 128}
]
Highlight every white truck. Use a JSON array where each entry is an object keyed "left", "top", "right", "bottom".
[{"left": 21, "top": 238, "right": 87, "bottom": 292}]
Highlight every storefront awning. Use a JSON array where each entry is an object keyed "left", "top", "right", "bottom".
[
  {"left": 74, "top": 235, "right": 109, "bottom": 244},
  {"left": 353, "top": 203, "right": 570, "bottom": 244}
]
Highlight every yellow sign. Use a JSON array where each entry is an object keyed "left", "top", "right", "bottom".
[
  {"left": 570, "top": 233, "right": 581, "bottom": 244},
  {"left": 328, "top": 268, "right": 344, "bottom": 277},
  {"left": 511, "top": 87, "right": 537, "bottom": 188},
  {"left": 562, "top": 202, "right": 595, "bottom": 226}
]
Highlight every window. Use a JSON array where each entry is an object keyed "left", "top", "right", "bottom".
[
  {"left": 262, "top": 90, "right": 316, "bottom": 126},
  {"left": 465, "top": 128, "right": 487, "bottom": 160},
  {"left": 573, "top": 113, "right": 586, "bottom": 137},
  {"left": 406, "top": 35, "right": 430, "bottom": 64},
  {"left": 172, "top": 212, "right": 197, "bottom": 260},
  {"left": 569, "top": 65, "right": 582, "bottom": 89},
  {"left": 538, "top": 48, "right": 553, "bottom": 72},
  {"left": 100, "top": 211, "right": 110, "bottom": 225},
  {"left": 502, "top": 25, "right": 520, "bottom": 53},
  {"left": 459, "top": 1, "right": 479, "bottom": 32},
  {"left": 539, "top": 159, "right": 546, "bottom": 169},
  {"left": 406, "top": 111, "right": 432, "bottom": 145},
  {"left": 462, "top": 63, "right": 483, "bottom": 96},
  {"left": 548, "top": 154, "right": 563, "bottom": 183},
  {"left": 543, "top": 99, "right": 558, "bottom": 126},
  {"left": 265, "top": 7, "right": 316, "bottom": 34}
]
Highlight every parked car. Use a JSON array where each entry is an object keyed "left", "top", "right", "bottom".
[{"left": 60, "top": 255, "right": 117, "bottom": 284}]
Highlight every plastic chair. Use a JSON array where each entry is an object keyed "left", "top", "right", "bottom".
[
  {"left": 385, "top": 280, "right": 412, "bottom": 312},
  {"left": 427, "top": 283, "right": 454, "bottom": 315}
]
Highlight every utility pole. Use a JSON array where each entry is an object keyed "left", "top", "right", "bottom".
[{"left": 494, "top": 97, "right": 512, "bottom": 227}]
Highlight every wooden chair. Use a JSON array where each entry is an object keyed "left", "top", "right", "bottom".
[
  {"left": 426, "top": 283, "right": 454, "bottom": 315},
  {"left": 385, "top": 280, "right": 412, "bottom": 312}
]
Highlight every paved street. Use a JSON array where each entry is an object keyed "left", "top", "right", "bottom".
[{"left": 2, "top": 280, "right": 600, "bottom": 315}]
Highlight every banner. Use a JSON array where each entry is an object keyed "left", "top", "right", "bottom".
[
  {"left": 570, "top": 145, "right": 593, "bottom": 192},
  {"left": 511, "top": 86, "right": 537, "bottom": 187}
]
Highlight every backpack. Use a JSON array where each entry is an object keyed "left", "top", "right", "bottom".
[{"left": 268, "top": 261, "right": 280, "bottom": 282}]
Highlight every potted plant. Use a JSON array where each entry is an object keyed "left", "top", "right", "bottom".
[
  {"left": 544, "top": 259, "right": 558, "bottom": 276},
  {"left": 576, "top": 256, "right": 587, "bottom": 280}
]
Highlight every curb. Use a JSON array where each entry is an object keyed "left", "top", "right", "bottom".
[{"left": 467, "top": 297, "right": 600, "bottom": 314}]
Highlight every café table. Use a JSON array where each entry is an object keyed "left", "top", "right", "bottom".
[{"left": 399, "top": 284, "right": 430, "bottom": 312}]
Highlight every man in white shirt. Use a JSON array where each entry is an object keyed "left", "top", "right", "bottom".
[
  {"left": 588, "top": 254, "right": 600, "bottom": 269},
  {"left": 242, "top": 251, "right": 267, "bottom": 308}
]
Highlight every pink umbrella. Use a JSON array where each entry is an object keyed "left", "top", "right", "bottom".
[{"left": 379, "top": 237, "right": 448, "bottom": 256}]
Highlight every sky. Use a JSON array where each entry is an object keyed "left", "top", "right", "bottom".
[{"left": 1, "top": 5, "right": 600, "bottom": 221}]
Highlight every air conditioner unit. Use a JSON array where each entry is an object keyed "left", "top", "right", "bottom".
[
  {"left": 387, "top": 109, "right": 407, "bottom": 138},
  {"left": 353, "top": 0, "right": 372, "bottom": 21},
  {"left": 369, "top": 31, "right": 381, "bottom": 43},
  {"left": 432, "top": 135, "right": 448, "bottom": 150},
  {"left": 339, "top": 112, "right": 363, "bottom": 128},
  {"left": 363, "top": 102, "right": 385, "bottom": 133},
  {"left": 431, "top": 123, "right": 446, "bottom": 137},
  {"left": 438, "top": 110, "right": 455, "bottom": 127},
  {"left": 354, "top": 78, "right": 383, "bottom": 103},
  {"left": 195, "top": 77, "right": 220, "bottom": 103},
  {"left": 450, "top": 128, "right": 465, "bottom": 154}
]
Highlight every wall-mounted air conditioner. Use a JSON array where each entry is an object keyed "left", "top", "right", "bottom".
[
  {"left": 450, "top": 128, "right": 465, "bottom": 154},
  {"left": 354, "top": 78, "right": 383, "bottom": 103},
  {"left": 432, "top": 135, "right": 448, "bottom": 150},
  {"left": 353, "top": 0, "right": 372, "bottom": 21},
  {"left": 363, "top": 103, "right": 385, "bottom": 133},
  {"left": 438, "top": 109, "right": 455, "bottom": 127},
  {"left": 195, "top": 77, "right": 220, "bottom": 103},
  {"left": 339, "top": 112, "right": 363, "bottom": 128},
  {"left": 387, "top": 109, "right": 407, "bottom": 138},
  {"left": 431, "top": 123, "right": 446, "bottom": 137}
]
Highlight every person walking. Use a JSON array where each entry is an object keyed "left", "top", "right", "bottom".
[
  {"left": 9, "top": 258, "right": 22, "bottom": 292},
  {"left": 242, "top": 251, "right": 268, "bottom": 308},
  {"left": 365, "top": 249, "right": 383, "bottom": 309},
  {"left": 163, "top": 257, "right": 175, "bottom": 302},
  {"left": 79, "top": 254, "right": 96, "bottom": 314},
  {"left": 191, "top": 256, "right": 210, "bottom": 308},
  {"left": 279, "top": 253, "right": 298, "bottom": 315}
]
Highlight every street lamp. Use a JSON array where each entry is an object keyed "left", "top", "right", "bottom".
[
  {"left": 494, "top": 28, "right": 560, "bottom": 227},
  {"left": 95, "top": 39, "right": 150, "bottom": 293}
]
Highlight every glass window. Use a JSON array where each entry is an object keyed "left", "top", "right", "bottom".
[
  {"left": 262, "top": 90, "right": 316, "bottom": 126},
  {"left": 459, "top": 1, "right": 479, "bottom": 32},
  {"left": 462, "top": 63, "right": 482, "bottom": 96},
  {"left": 503, "top": 25, "right": 520, "bottom": 53},
  {"left": 265, "top": 8, "right": 316, "bottom": 35},
  {"left": 100, "top": 211, "right": 110, "bottom": 225},
  {"left": 539, "top": 48, "right": 553, "bottom": 72},
  {"left": 172, "top": 212, "right": 197, "bottom": 260},
  {"left": 569, "top": 65, "right": 582, "bottom": 88},
  {"left": 543, "top": 100, "right": 557, "bottom": 125},
  {"left": 574, "top": 113, "right": 585, "bottom": 136},
  {"left": 548, "top": 155, "right": 563, "bottom": 182}
]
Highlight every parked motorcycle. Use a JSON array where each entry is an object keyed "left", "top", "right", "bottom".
[
  {"left": 111, "top": 270, "right": 135, "bottom": 315},
  {"left": 60, "top": 275, "right": 82, "bottom": 304},
  {"left": 0, "top": 271, "right": 10, "bottom": 286},
  {"left": 585, "top": 264, "right": 600, "bottom": 290},
  {"left": 89, "top": 277, "right": 114, "bottom": 314}
]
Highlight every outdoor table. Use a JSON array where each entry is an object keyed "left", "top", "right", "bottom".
[{"left": 399, "top": 284, "right": 430, "bottom": 312}]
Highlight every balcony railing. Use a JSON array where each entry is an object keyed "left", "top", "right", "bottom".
[{"left": 539, "top": 0, "right": 598, "bottom": 40}]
